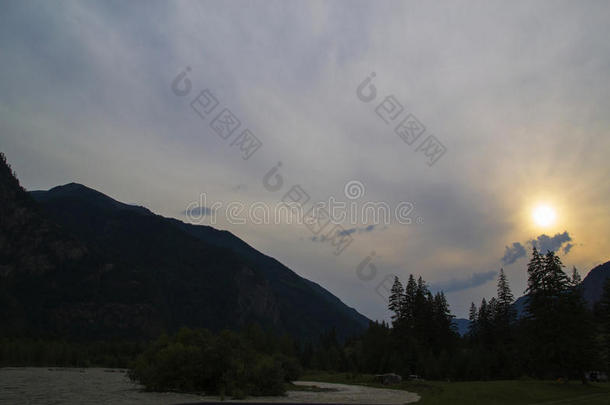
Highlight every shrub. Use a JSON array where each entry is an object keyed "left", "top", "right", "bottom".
[{"left": 129, "top": 327, "right": 299, "bottom": 397}]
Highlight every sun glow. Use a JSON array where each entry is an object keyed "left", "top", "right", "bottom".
[{"left": 532, "top": 204, "right": 557, "bottom": 228}]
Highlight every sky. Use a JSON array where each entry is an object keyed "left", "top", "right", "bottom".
[{"left": 1, "top": 0, "right": 609, "bottom": 320}]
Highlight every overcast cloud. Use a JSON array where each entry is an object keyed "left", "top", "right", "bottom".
[{"left": 2, "top": 0, "right": 610, "bottom": 320}]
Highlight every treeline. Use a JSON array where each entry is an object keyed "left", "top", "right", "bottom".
[
  {"left": 0, "top": 338, "right": 143, "bottom": 368},
  {"left": 465, "top": 248, "right": 604, "bottom": 380},
  {"left": 128, "top": 325, "right": 302, "bottom": 398},
  {"left": 302, "top": 247, "right": 610, "bottom": 382},
  {"left": 462, "top": 268, "right": 520, "bottom": 379},
  {"left": 2, "top": 247, "right": 609, "bottom": 390},
  {"left": 299, "top": 276, "right": 459, "bottom": 378}
]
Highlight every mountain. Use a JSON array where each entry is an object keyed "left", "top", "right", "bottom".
[
  {"left": 581, "top": 261, "right": 610, "bottom": 306},
  {"left": 452, "top": 318, "right": 470, "bottom": 336},
  {"left": 513, "top": 295, "right": 529, "bottom": 318},
  {"left": 168, "top": 219, "right": 368, "bottom": 340},
  {"left": 0, "top": 154, "right": 94, "bottom": 336},
  {"left": 0, "top": 153, "right": 368, "bottom": 341}
]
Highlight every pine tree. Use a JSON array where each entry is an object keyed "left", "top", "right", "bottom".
[
  {"left": 570, "top": 266, "right": 582, "bottom": 286},
  {"left": 413, "top": 276, "right": 430, "bottom": 338},
  {"left": 525, "top": 248, "right": 568, "bottom": 321},
  {"left": 417, "top": 276, "right": 426, "bottom": 294},
  {"left": 542, "top": 250, "right": 569, "bottom": 296},
  {"left": 433, "top": 292, "right": 454, "bottom": 329},
  {"left": 496, "top": 269, "right": 516, "bottom": 336},
  {"left": 524, "top": 248, "right": 593, "bottom": 378},
  {"left": 402, "top": 275, "right": 417, "bottom": 330},
  {"left": 468, "top": 302, "right": 478, "bottom": 336},
  {"left": 525, "top": 248, "right": 560, "bottom": 375},
  {"left": 477, "top": 298, "right": 497, "bottom": 346},
  {"left": 561, "top": 268, "right": 596, "bottom": 382},
  {"left": 478, "top": 298, "right": 489, "bottom": 332},
  {"left": 488, "top": 297, "right": 498, "bottom": 321},
  {"left": 525, "top": 247, "right": 544, "bottom": 305},
  {"left": 388, "top": 276, "right": 404, "bottom": 323},
  {"left": 497, "top": 269, "right": 514, "bottom": 309},
  {"left": 478, "top": 299, "right": 488, "bottom": 319},
  {"left": 488, "top": 297, "right": 498, "bottom": 342}
]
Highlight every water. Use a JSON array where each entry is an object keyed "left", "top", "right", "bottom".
[
  {"left": 0, "top": 367, "right": 419, "bottom": 404},
  {"left": 0, "top": 367, "right": 206, "bottom": 405}
]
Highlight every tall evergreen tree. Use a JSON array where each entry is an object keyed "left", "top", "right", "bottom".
[
  {"left": 402, "top": 275, "right": 417, "bottom": 330},
  {"left": 525, "top": 246, "right": 545, "bottom": 311},
  {"left": 468, "top": 302, "right": 478, "bottom": 336},
  {"left": 524, "top": 248, "right": 594, "bottom": 379},
  {"left": 496, "top": 269, "right": 516, "bottom": 336},
  {"left": 478, "top": 298, "right": 489, "bottom": 339},
  {"left": 542, "top": 250, "right": 569, "bottom": 295},
  {"left": 433, "top": 292, "right": 454, "bottom": 330},
  {"left": 497, "top": 269, "right": 514, "bottom": 310},
  {"left": 561, "top": 268, "right": 597, "bottom": 382},
  {"left": 478, "top": 298, "right": 488, "bottom": 322},
  {"left": 388, "top": 276, "right": 404, "bottom": 323},
  {"left": 433, "top": 291, "right": 456, "bottom": 349},
  {"left": 570, "top": 266, "right": 582, "bottom": 286}
]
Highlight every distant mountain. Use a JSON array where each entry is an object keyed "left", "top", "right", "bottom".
[
  {"left": 581, "top": 261, "right": 610, "bottom": 306},
  {"left": 452, "top": 318, "right": 470, "bottom": 336},
  {"left": 0, "top": 153, "right": 368, "bottom": 341},
  {"left": 513, "top": 295, "right": 529, "bottom": 318}
]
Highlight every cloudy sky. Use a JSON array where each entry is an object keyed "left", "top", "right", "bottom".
[{"left": 2, "top": 0, "right": 609, "bottom": 320}]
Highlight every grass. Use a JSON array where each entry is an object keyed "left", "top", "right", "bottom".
[{"left": 299, "top": 371, "right": 610, "bottom": 405}]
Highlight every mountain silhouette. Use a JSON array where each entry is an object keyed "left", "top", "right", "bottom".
[
  {"left": 581, "top": 261, "right": 610, "bottom": 305},
  {"left": 0, "top": 153, "right": 368, "bottom": 341}
]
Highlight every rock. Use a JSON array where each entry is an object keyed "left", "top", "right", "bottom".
[{"left": 374, "top": 373, "right": 402, "bottom": 385}]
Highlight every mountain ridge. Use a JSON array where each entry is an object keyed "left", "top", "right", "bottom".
[
  {"left": 0, "top": 153, "right": 369, "bottom": 341},
  {"left": 29, "top": 182, "right": 369, "bottom": 339}
]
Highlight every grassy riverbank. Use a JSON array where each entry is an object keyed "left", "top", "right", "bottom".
[{"left": 301, "top": 371, "right": 610, "bottom": 404}]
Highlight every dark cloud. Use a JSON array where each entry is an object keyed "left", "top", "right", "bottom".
[
  {"left": 503, "top": 232, "right": 574, "bottom": 265},
  {"left": 182, "top": 206, "right": 214, "bottom": 217},
  {"left": 309, "top": 225, "right": 376, "bottom": 242},
  {"left": 338, "top": 228, "right": 357, "bottom": 236},
  {"left": 337, "top": 225, "right": 376, "bottom": 236},
  {"left": 501, "top": 242, "right": 526, "bottom": 265},
  {"left": 529, "top": 231, "right": 572, "bottom": 254},
  {"left": 309, "top": 225, "right": 377, "bottom": 242},
  {"left": 431, "top": 270, "right": 497, "bottom": 294}
]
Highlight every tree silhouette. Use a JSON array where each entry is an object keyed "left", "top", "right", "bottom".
[{"left": 388, "top": 276, "right": 404, "bottom": 323}]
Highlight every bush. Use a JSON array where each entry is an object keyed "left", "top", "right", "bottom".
[
  {"left": 275, "top": 353, "right": 303, "bottom": 381},
  {"left": 129, "top": 327, "right": 300, "bottom": 397}
]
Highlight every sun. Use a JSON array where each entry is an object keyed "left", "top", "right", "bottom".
[{"left": 532, "top": 204, "right": 557, "bottom": 227}]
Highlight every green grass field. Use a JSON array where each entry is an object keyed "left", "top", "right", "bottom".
[{"left": 300, "top": 372, "right": 610, "bottom": 405}]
